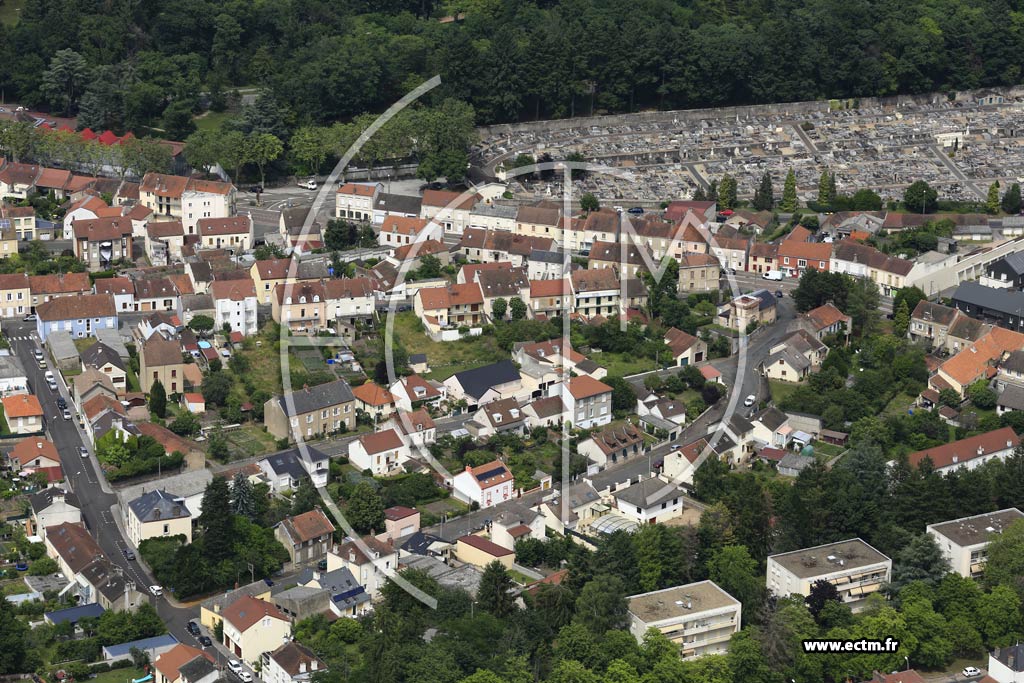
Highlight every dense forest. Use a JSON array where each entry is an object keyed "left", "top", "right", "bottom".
[{"left": 1, "top": 0, "right": 1021, "bottom": 136}]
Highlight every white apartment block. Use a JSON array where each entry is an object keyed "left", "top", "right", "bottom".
[
  {"left": 627, "top": 581, "right": 741, "bottom": 659},
  {"left": 926, "top": 508, "right": 1023, "bottom": 579},
  {"left": 766, "top": 538, "right": 891, "bottom": 611}
]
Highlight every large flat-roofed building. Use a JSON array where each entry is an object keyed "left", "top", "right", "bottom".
[
  {"left": 766, "top": 538, "right": 891, "bottom": 611},
  {"left": 626, "top": 581, "right": 741, "bottom": 659},
  {"left": 926, "top": 508, "right": 1024, "bottom": 579}
]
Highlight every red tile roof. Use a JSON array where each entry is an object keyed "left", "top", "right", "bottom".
[
  {"left": 2, "top": 394, "right": 43, "bottom": 418},
  {"left": 222, "top": 595, "right": 288, "bottom": 632},
  {"left": 567, "top": 375, "right": 612, "bottom": 400},
  {"left": 457, "top": 534, "right": 513, "bottom": 557},
  {"left": 357, "top": 428, "right": 405, "bottom": 455},
  {"left": 280, "top": 508, "right": 335, "bottom": 543},
  {"left": 352, "top": 382, "right": 397, "bottom": 407},
  {"left": 908, "top": 427, "right": 1019, "bottom": 470},
  {"left": 10, "top": 437, "right": 59, "bottom": 465},
  {"left": 422, "top": 189, "right": 478, "bottom": 210}
]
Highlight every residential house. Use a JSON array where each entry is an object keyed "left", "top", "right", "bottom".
[
  {"left": 831, "top": 239, "right": 915, "bottom": 296},
  {"left": 35, "top": 294, "right": 116, "bottom": 342},
  {"left": 2, "top": 202, "right": 38, "bottom": 240},
  {"left": 27, "top": 487, "right": 80, "bottom": 540},
  {"left": 514, "top": 203, "right": 561, "bottom": 242},
  {"left": 44, "top": 521, "right": 98, "bottom": 581},
  {"left": 777, "top": 240, "right": 831, "bottom": 278},
  {"left": 539, "top": 481, "right": 602, "bottom": 534},
  {"left": 251, "top": 259, "right": 300, "bottom": 305},
  {"left": 988, "top": 644, "right": 1024, "bottom": 683},
  {"left": 134, "top": 278, "right": 180, "bottom": 314},
  {"left": 348, "top": 429, "right": 409, "bottom": 475},
  {"left": 264, "top": 642, "right": 326, "bottom": 683},
  {"left": 452, "top": 460, "right": 514, "bottom": 508},
  {"left": 220, "top": 595, "right": 290, "bottom": 665},
  {"left": 748, "top": 242, "right": 779, "bottom": 274},
  {"left": 323, "top": 277, "right": 376, "bottom": 325},
  {"left": 94, "top": 278, "right": 136, "bottom": 313},
  {"left": 750, "top": 407, "right": 792, "bottom": 450},
  {"left": 455, "top": 534, "right": 514, "bottom": 569},
  {"left": 571, "top": 268, "right": 620, "bottom": 319},
  {"left": 664, "top": 327, "right": 708, "bottom": 366},
  {"left": 908, "top": 427, "right": 1020, "bottom": 474},
  {"left": 476, "top": 268, "right": 529, "bottom": 321},
  {"left": 335, "top": 182, "right": 381, "bottom": 221},
  {"left": 258, "top": 447, "right": 330, "bottom": 493},
  {"left": 981, "top": 252, "right": 1024, "bottom": 290},
  {"left": 72, "top": 216, "right": 133, "bottom": 270},
  {"left": 626, "top": 581, "right": 741, "bottom": 658},
  {"left": 457, "top": 227, "right": 554, "bottom": 267},
  {"left": 388, "top": 374, "right": 445, "bottom": 412},
  {"left": 723, "top": 289, "right": 777, "bottom": 331},
  {"left": 577, "top": 424, "right": 644, "bottom": 468},
  {"left": 140, "top": 173, "right": 235, "bottom": 234},
  {"left": 352, "top": 382, "right": 397, "bottom": 421},
  {"left": 588, "top": 240, "right": 655, "bottom": 279},
  {"left": 146, "top": 220, "right": 186, "bottom": 265},
  {"left": 490, "top": 503, "right": 545, "bottom": 550},
  {"left": 264, "top": 379, "right": 356, "bottom": 441},
  {"left": 125, "top": 489, "right": 192, "bottom": 547},
  {"left": 377, "top": 506, "right": 421, "bottom": 544},
  {"left": 582, "top": 209, "right": 620, "bottom": 251},
  {"left": 373, "top": 192, "right": 422, "bottom": 223},
  {"left": 665, "top": 201, "right": 716, "bottom": 223},
  {"left": 3, "top": 396, "right": 44, "bottom": 435},
  {"left": 766, "top": 538, "right": 892, "bottom": 611},
  {"left": 467, "top": 397, "right": 527, "bottom": 439},
  {"left": 420, "top": 189, "right": 479, "bottom": 235},
  {"left": 909, "top": 300, "right": 962, "bottom": 347},
  {"left": 0, "top": 350, "right": 27, "bottom": 395},
  {"left": 794, "top": 303, "right": 851, "bottom": 342},
  {"left": 198, "top": 216, "right": 252, "bottom": 252},
  {"left": 9, "top": 437, "right": 59, "bottom": 478},
  {"left": 760, "top": 329, "right": 828, "bottom": 382},
  {"left": 272, "top": 281, "right": 326, "bottom": 334},
  {"left": 0, "top": 162, "right": 40, "bottom": 198},
  {"left": 527, "top": 249, "right": 566, "bottom": 281},
  {"left": 562, "top": 375, "right": 613, "bottom": 429},
  {"left": 613, "top": 477, "right": 685, "bottom": 524},
  {"left": 443, "top": 360, "right": 523, "bottom": 409},
  {"left": 81, "top": 342, "right": 127, "bottom": 395},
  {"left": 523, "top": 396, "right": 565, "bottom": 430},
  {"left": 140, "top": 335, "right": 184, "bottom": 393},
  {"left": 30, "top": 272, "right": 92, "bottom": 310},
  {"left": 377, "top": 215, "right": 441, "bottom": 248},
  {"left": 926, "top": 508, "right": 1024, "bottom": 579},
  {"left": 383, "top": 409, "right": 436, "bottom": 450},
  {"left": 211, "top": 279, "right": 258, "bottom": 336},
  {"left": 389, "top": 239, "right": 450, "bottom": 270},
  {"left": 327, "top": 535, "right": 397, "bottom": 599},
  {"left": 469, "top": 201, "right": 517, "bottom": 232},
  {"left": 0, "top": 273, "right": 29, "bottom": 318},
  {"left": 677, "top": 253, "right": 722, "bottom": 292},
  {"left": 528, "top": 279, "right": 573, "bottom": 319},
  {"left": 275, "top": 508, "right": 336, "bottom": 566},
  {"left": 153, "top": 644, "right": 216, "bottom": 683},
  {"left": 709, "top": 236, "right": 749, "bottom": 272}
]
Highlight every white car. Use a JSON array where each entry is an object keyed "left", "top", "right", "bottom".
[
  {"left": 743, "top": 395, "right": 756, "bottom": 407},
  {"left": 79, "top": 447, "right": 89, "bottom": 458},
  {"left": 149, "top": 585, "right": 163, "bottom": 596},
  {"left": 33, "top": 350, "right": 43, "bottom": 361},
  {"left": 227, "top": 661, "right": 243, "bottom": 675},
  {"left": 962, "top": 667, "right": 982, "bottom": 677},
  {"left": 237, "top": 673, "right": 253, "bottom": 683},
  {"left": 298, "top": 179, "right": 317, "bottom": 190}
]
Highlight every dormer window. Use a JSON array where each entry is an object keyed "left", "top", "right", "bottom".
[
  {"left": 299, "top": 296, "right": 306, "bottom": 304},
  {"left": 285, "top": 297, "right": 292, "bottom": 304},
  {"left": 313, "top": 295, "right": 320, "bottom": 302}
]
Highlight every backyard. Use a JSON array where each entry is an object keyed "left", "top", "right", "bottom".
[{"left": 372, "top": 312, "right": 508, "bottom": 381}]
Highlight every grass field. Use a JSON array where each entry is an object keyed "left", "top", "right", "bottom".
[
  {"left": 881, "top": 391, "right": 917, "bottom": 419},
  {"left": 89, "top": 668, "right": 146, "bottom": 683},
  {"left": 591, "top": 351, "right": 657, "bottom": 377},
  {"left": 768, "top": 380, "right": 800, "bottom": 405},
  {"left": 224, "top": 425, "right": 278, "bottom": 459},
  {"left": 194, "top": 111, "right": 233, "bottom": 132},
  {"left": 0, "top": 0, "right": 25, "bottom": 25},
  {"left": 384, "top": 312, "right": 507, "bottom": 381}
]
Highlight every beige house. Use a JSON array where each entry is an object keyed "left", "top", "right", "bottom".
[
  {"left": 627, "top": 581, "right": 741, "bottom": 659},
  {"left": 272, "top": 281, "right": 326, "bottom": 334},
  {"left": 274, "top": 508, "right": 336, "bottom": 566},
  {"left": 153, "top": 644, "right": 215, "bottom": 683},
  {"left": 3, "top": 395, "right": 44, "bottom": 434},
  {"left": 125, "top": 489, "right": 193, "bottom": 547},
  {"left": 414, "top": 283, "right": 485, "bottom": 332},
  {"left": 335, "top": 182, "right": 381, "bottom": 221},
  {"left": 678, "top": 253, "right": 722, "bottom": 292},
  {"left": 251, "top": 258, "right": 301, "bottom": 305},
  {"left": 72, "top": 216, "right": 133, "bottom": 270},
  {"left": 420, "top": 189, "right": 478, "bottom": 236},
  {"left": 198, "top": 216, "right": 252, "bottom": 251},
  {"left": 264, "top": 379, "right": 356, "bottom": 441},
  {"left": 455, "top": 534, "right": 514, "bottom": 569},
  {"left": 726, "top": 290, "right": 776, "bottom": 331},
  {"left": 0, "top": 273, "right": 31, "bottom": 317},
  {"left": 571, "top": 268, "right": 620, "bottom": 319},
  {"left": 221, "top": 594, "right": 291, "bottom": 665},
  {"left": 327, "top": 535, "right": 397, "bottom": 599},
  {"left": 140, "top": 173, "right": 235, "bottom": 234},
  {"left": 140, "top": 335, "right": 185, "bottom": 394}
]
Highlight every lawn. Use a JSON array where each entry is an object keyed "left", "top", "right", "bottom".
[
  {"left": 224, "top": 425, "right": 278, "bottom": 460},
  {"left": 881, "top": 391, "right": 918, "bottom": 419},
  {"left": 383, "top": 312, "right": 507, "bottom": 381},
  {"left": 193, "top": 110, "right": 233, "bottom": 133},
  {"left": 0, "top": 0, "right": 25, "bottom": 25},
  {"left": 768, "top": 380, "right": 800, "bottom": 405},
  {"left": 89, "top": 668, "right": 146, "bottom": 683},
  {"left": 590, "top": 350, "right": 657, "bottom": 378}
]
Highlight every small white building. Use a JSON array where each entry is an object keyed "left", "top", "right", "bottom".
[
  {"left": 452, "top": 460, "right": 514, "bottom": 509},
  {"left": 347, "top": 429, "right": 409, "bottom": 476},
  {"left": 627, "top": 581, "right": 742, "bottom": 659},
  {"left": 264, "top": 642, "right": 326, "bottom": 683},
  {"left": 210, "top": 279, "right": 258, "bottom": 336},
  {"left": 612, "top": 477, "right": 685, "bottom": 524},
  {"left": 926, "top": 508, "right": 1024, "bottom": 579},
  {"left": 327, "top": 535, "right": 397, "bottom": 600}
]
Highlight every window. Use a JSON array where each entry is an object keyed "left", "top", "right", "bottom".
[{"left": 306, "top": 414, "right": 313, "bottom": 424}]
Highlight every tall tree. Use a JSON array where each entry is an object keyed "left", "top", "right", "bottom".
[
  {"left": 198, "top": 476, "right": 234, "bottom": 562},
  {"left": 347, "top": 481, "right": 384, "bottom": 534},
  {"left": 231, "top": 471, "right": 257, "bottom": 521},
  {"left": 986, "top": 181, "right": 1001, "bottom": 215},
  {"left": 779, "top": 169, "right": 798, "bottom": 212},
  {"left": 184, "top": 130, "right": 222, "bottom": 175},
  {"left": 40, "top": 49, "right": 89, "bottom": 114},
  {"left": 477, "top": 560, "right": 515, "bottom": 618},
  {"left": 291, "top": 477, "right": 320, "bottom": 516},
  {"left": 753, "top": 171, "right": 774, "bottom": 211},
  {"left": 817, "top": 169, "right": 832, "bottom": 206},
  {"left": 248, "top": 133, "right": 284, "bottom": 188},
  {"left": 149, "top": 379, "right": 167, "bottom": 418},
  {"left": 0, "top": 596, "right": 27, "bottom": 674},
  {"left": 892, "top": 299, "right": 911, "bottom": 337},
  {"left": 718, "top": 175, "right": 737, "bottom": 210},
  {"left": 1002, "top": 183, "right": 1022, "bottom": 215},
  {"left": 574, "top": 574, "right": 627, "bottom": 634},
  {"left": 509, "top": 297, "right": 527, "bottom": 320},
  {"left": 491, "top": 297, "right": 507, "bottom": 320},
  {"left": 983, "top": 518, "right": 1024, "bottom": 597},
  {"left": 707, "top": 545, "right": 763, "bottom": 620},
  {"left": 904, "top": 180, "right": 938, "bottom": 214}
]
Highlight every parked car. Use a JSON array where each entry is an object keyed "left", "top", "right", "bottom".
[
  {"left": 298, "top": 179, "right": 317, "bottom": 190},
  {"left": 122, "top": 548, "right": 135, "bottom": 561},
  {"left": 227, "top": 661, "right": 243, "bottom": 675},
  {"left": 23, "top": 314, "right": 36, "bottom": 322},
  {"left": 237, "top": 673, "right": 253, "bottom": 683},
  {"left": 743, "top": 394, "right": 756, "bottom": 407},
  {"left": 79, "top": 447, "right": 88, "bottom": 458},
  {"left": 198, "top": 636, "right": 212, "bottom": 648},
  {"left": 57, "top": 397, "right": 67, "bottom": 410},
  {"left": 187, "top": 621, "right": 201, "bottom": 636},
  {"left": 33, "top": 349, "right": 43, "bottom": 361},
  {"left": 149, "top": 585, "right": 162, "bottom": 596},
  {"left": 627, "top": 206, "right": 644, "bottom": 214},
  {"left": 62, "top": 409, "right": 72, "bottom": 421},
  {"left": 762, "top": 270, "right": 784, "bottom": 281},
  {"left": 962, "top": 667, "right": 981, "bottom": 678}
]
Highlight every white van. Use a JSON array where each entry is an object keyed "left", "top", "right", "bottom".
[{"left": 762, "top": 270, "right": 784, "bottom": 281}]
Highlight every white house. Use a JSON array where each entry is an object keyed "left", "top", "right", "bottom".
[
  {"left": 264, "top": 642, "right": 326, "bottom": 683},
  {"left": 347, "top": 429, "right": 409, "bottom": 475},
  {"left": 452, "top": 460, "right": 514, "bottom": 509},
  {"left": 327, "top": 535, "right": 397, "bottom": 600},
  {"left": 210, "top": 279, "right": 258, "bottom": 336},
  {"left": 613, "top": 478, "right": 685, "bottom": 524}
]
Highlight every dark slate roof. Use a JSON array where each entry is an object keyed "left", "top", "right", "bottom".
[
  {"left": 998, "top": 383, "right": 1024, "bottom": 411},
  {"left": 45, "top": 602, "right": 104, "bottom": 625},
  {"left": 81, "top": 341, "right": 126, "bottom": 372},
  {"left": 530, "top": 249, "right": 564, "bottom": 264},
  {"left": 262, "top": 449, "right": 308, "bottom": 480},
  {"left": 128, "top": 489, "right": 190, "bottom": 522},
  {"left": 754, "top": 406, "right": 788, "bottom": 431},
  {"left": 179, "top": 655, "right": 217, "bottom": 683},
  {"left": 613, "top": 478, "right": 682, "bottom": 509},
  {"left": 452, "top": 360, "right": 520, "bottom": 399},
  {"left": 378, "top": 193, "right": 422, "bottom": 215},
  {"left": 409, "top": 353, "right": 427, "bottom": 364},
  {"left": 29, "top": 487, "right": 78, "bottom": 515},
  {"left": 952, "top": 281, "right": 1024, "bottom": 316},
  {"left": 998, "top": 252, "right": 1024, "bottom": 276},
  {"left": 278, "top": 379, "right": 355, "bottom": 416}
]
